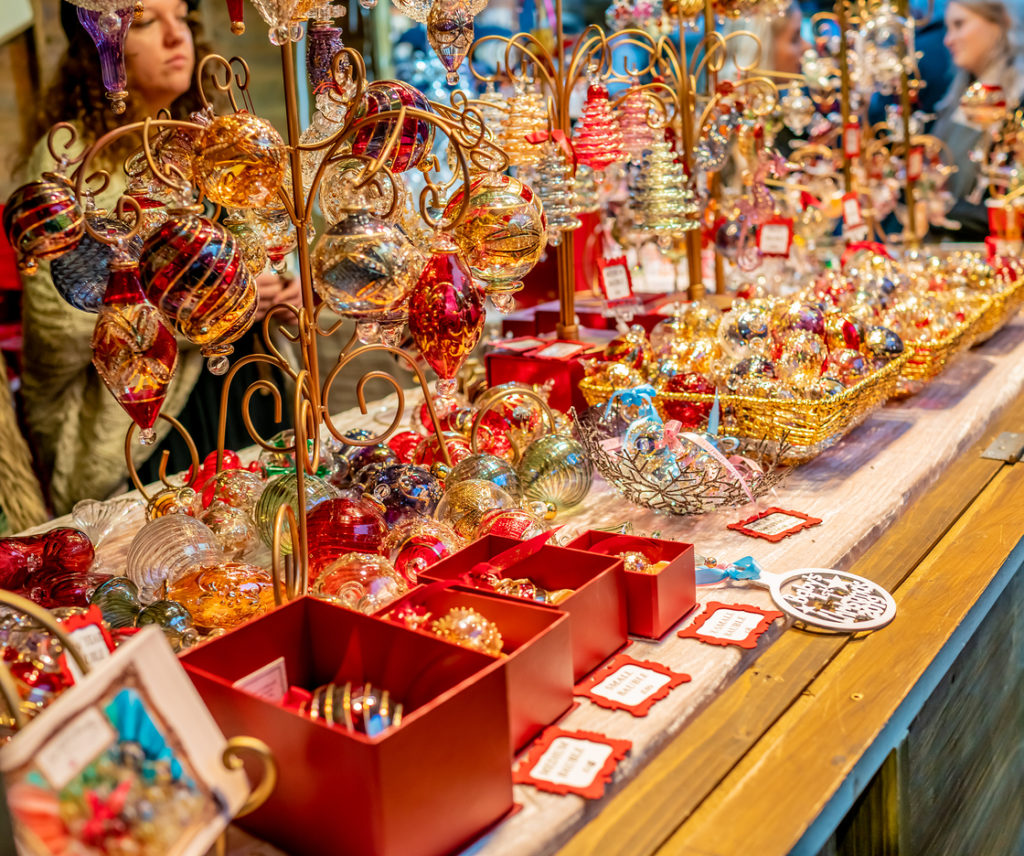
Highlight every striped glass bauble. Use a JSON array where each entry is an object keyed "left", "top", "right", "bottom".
[
  {"left": 254, "top": 472, "right": 339, "bottom": 554},
  {"left": 3, "top": 173, "right": 84, "bottom": 274},
  {"left": 517, "top": 434, "right": 593, "bottom": 512}
]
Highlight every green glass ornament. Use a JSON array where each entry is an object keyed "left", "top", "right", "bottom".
[
  {"left": 89, "top": 577, "right": 142, "bottom": 629},
  {"left": 136, "top": 600, "right": 198, "bottom": 651},
  {"left": 254, "top": 472, "right": 339, "bottom": 553},
  {"left": 517, "top": 434, "right": 592, "bottom": 512},
  {"left": 446, "top": 453, "right": 521, "bottom": 498}
]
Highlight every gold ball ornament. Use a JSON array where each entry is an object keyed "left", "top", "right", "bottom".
[
  {"left": 430, "top": 607, "right": 504, "bottom": 656},
  {"left": 195, "top": 112, "right": 287, "bottom": 209}
]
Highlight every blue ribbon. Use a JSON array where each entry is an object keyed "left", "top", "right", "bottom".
[
  {"left": 604, "top": 384, "right": 660, "bottom": 423},
  {"left": 695, "top": 555, "right": 764, "bottom": 586}
]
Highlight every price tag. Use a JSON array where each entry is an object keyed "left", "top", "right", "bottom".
[
  {"left": 59, "top": 607, "right": 115, "bottom": 685},
  {"left": 36, "top": 706, "right": 117, "bottom": 790},
  {"left": 843, "top": 121, "right": 861, "bottom": 158},
  {"left": 841, "top": 192, "right": 863, "bottom": 227},
  {"left": 598, "top": 256, "right": 633, "bottom": 305},
  {"left": 513, "top": 727, "right": 632, "bottom": 799},
  {"left": 757, "top": 218, "right": 794, "bottom": 257},
  {"left": 907, "top": 146, "right": 924, "bottom": 181},
  {"left": 233, "top": 656, "right": 288, "bottom": 704},
  {"left": 528, "top": 340, "right": 590, "bottom": 360},
  {"left": 492, "top": 336, "right": 545, "bottom": 353},
  {"left": 574, "top": 654, "right": 691, "bottom": 717},
  {"left": 678, "top": 601, "right": 784, "bottom": 649}
]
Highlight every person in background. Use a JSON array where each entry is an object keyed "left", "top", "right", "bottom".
[
  {"left": 18, "top": 0, "right": 299, "bottom": 514},
  {"left": 929, "top": 0, "right": 1024, "bottom": 240}
]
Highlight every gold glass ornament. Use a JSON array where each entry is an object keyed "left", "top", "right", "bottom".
[
  {"left": 499, "top": 80, "right": 547, "bottom": 167},
  {"left": 636, "top": 140, "right": 700, "bottom": 243},
  {"left": 194, "top": 112, "right": 288, "bottom": 209},
  {"left": 434, "top": 478, "right": 516, "bottom": 540},
  {"left": 164, "top": 561, "right": 274, "bottom": 630},
  {"left": 430, "top": 607, "right": 503, "bottom": 656}
]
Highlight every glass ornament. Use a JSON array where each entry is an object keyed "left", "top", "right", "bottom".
[
  {"left": 51, "top": 215, "right": 142, "bottom": 312},
  {"left": 388, "top": 430, "right": 424, "bottom": 464},
  {"left": 199, "top": 500, "right": 260, "bottom": 560},
  {"left": 517, "top": 434, "right": 592, "bottom": 512},
  {"left": 89, "top": 577, "right": 143, "bottom": 629},
  {"left": 427, "top": 0, "right": 474, "bottom": 85},
  {"left": 165, "top": 562, "right": 274, "bottom": 630},
  {"left": 392, "top": 0, "right": 432, "bottom": 23},
  {"left": 408, "top": 236, "right": 486, "bottom": 407},
  {"left": 435, "top": 478, "right": 516, "bottom": 539},
  {"left": 534, "top": 139, "right": 580, "bottom": 246},
  {"left": 307, "top": 19, "right": 344, "bottom": 89},
  {"left": 822, "top": 348, "right": 870, "bottom": 385},
  {"left": 254, "top": 472, "right": 339, "bottom": 554},
  {"left": 344, "top": 443, "right": 401, "bottom": 486},
  {"left": 775, "top": 331, "right": 826, "bottom": 390},
  {"left": 223, "top": 210, "right": 269, "bottom": 277},
  {"left": 249, "top": 0, "right": 307, "bottom": 44},
  {"left": 312, "top": 552, "right": 408, "bottom": 613},
  {"left": 205, "top": 468, "right": 265, "bottom": 513},
  {"left": 91, "top": 260, "right": 179, "bottom": 445},
  {"left": 350, "top": 80, "right": 436, "bottom": 173},
  {"left": 960, "top": 82, "right": 1007, "bottom": 127},
  {"left": 251, "top": 208, "right": 299, "bottom": 271},
  {"left": 823, "top": 313, "right": 862, "bottom": 351},
  {"left": 772, "top": 302, "right": 826, "bottom": 342},
  {"left": 224, "top": 0, "right": 246, "bottom": 33},
  {"left": 381, "top": 518, "right": 461, "bottom": 583},
  {"left": 861, "top": 326, "right": 904, "bottom": 361},
  {"left": 195, "top": 113, "right": 287, "bottom": 209},
  {"left": 75, "top": 5, "right": 134, "bottom": 114},
  {"left": 368, "top": 464, "right": 443, "bottom": 525},
  {"left": 660, "top": 371, "right": 716, "bottom": 427},
  {"left": 617, "top": 86, "right": 659, "bottom": 162},
  {"left": 139, "top": 209, "right": 258, "bottom": 373},
  {"left": 429, "top": 607, "right": 502, "bottom": 656},
  {"left": 3, "top": 173, "right": 84, "bottom": 274},
  {"left": 474, "top": 508, "right": 548, "bottom": 540},
  {"left": 319, "top": 157, "right": 403, "bottom": 224},
  {"left": 856, "top": 1, "right": 913, "bottom": 95},
  {"left": 604, "top": 325, "right": 653, "bottom": 369},
  {"left": 125, "top": 514, "right": 224, "bottom": 603},
  {"left": 146, "top": 486, "right": 199, "bottom": 520},
  {"left": 445, "top": 173, "right": 546, "bottom": 308},
  {"left": 499, "top": 80, "right": 547, "bottom": 167},
  {"left": 311, "top": 210, "right": 421, "bottom": 323},
  {"left": 725, "top": 355, "right": 777, "bottom": 393},
  {"left": 718, "top": 306, "right": 771, "bottom": 360},
  {"left": 306, "top": 496, "right": 388, "bottom": 581},
  {"left": 572, "top": 81, "right": 627, "bottom": 174},
  {"left": 780, "top": 88, "right": 815, "bottom": 134},
  {"left": 635, "top": 141, "right": 700, "bottom": 241},
  {"left": 135, "top": 600, "right": 199, "bottom": 650},
  {"left": 446, "top": 452, "right": 521, "bottom": 496},
  {"left": 413, "top": 432, "right": 473, "bottom": 467}
]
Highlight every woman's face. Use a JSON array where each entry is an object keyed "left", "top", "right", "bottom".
[
  {"left": 773, "top": 8, "right": 810, "bottom": 77},
  {"left": 944, "top": 2, "right": 1005, "bottom": 77},
  {"left": 125, "top": 0, "right": 194, "bottom": 113}
]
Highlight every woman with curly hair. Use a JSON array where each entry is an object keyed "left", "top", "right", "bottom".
[{"left": 19, "top": 0, "right": 298, "bottom": 514}]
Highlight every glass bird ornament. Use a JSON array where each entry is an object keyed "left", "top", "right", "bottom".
[
  {"left": 194, "top": 112, "right": 287, "bottom": 209},
  {"left": 311, "top": 209, "right": 422, "bottom": 341},
  {"left": 517, "top": 434, "right": 592, "bottom": 512},
  {"left": 408, "top": 235, "right": 485, "bottom": 411},
  {"left": 499, "top": 80, "right": 547, "bottom": 167},
  {"left": 572, "top": 79, "right": 627, "bottom": 175},
  {"left": 445, "top": 173, "right": 546, "bottom": 312},
  {"left": 125, "top": 513, "right": 224, "bottom": 603},
  {"left": 427, "top": 0, "right": 474, "bottom": 85},
  {"left": 350, "top": 80, "right": 436, "bottom": 173},
  {"left": 534, "top": 139, "right": 580, "bottom": 246},
  {"left": 139, "top": 207, "right": 258, "bottom": 374},
  {"left": 51, "top": 214, "right": 142, "bottom": 312},
  {"left": 75, "top": 5, "right": 134, "bottom": 114},
  {"left": 3, "top": 172, "right": 84, "bottom": 274},
  {"left": 91, "top": 259, "right": 178, "bottom": 446}
]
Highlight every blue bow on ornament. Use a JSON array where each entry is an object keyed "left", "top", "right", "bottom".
[
  {"left": 604, "top": 384, "right": 660, "bottom": 423},
  {"left": 695, "top": 555, "right": 764, "bottom": 585}
]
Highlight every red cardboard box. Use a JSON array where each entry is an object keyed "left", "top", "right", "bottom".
[
  {"left": 485, "top": 349, "right": 592, "bottom": 413},
  {"left": 420, "top": 535, "right": 629, "bottom": 680},
  {"left": 181, "top": 597, "right": 513, "bottom": 856},
  {"left": 564, "top": 531, "right": 697, "bottom": 639},
  {"left": 379, "top": 585, "right": 573, "bottom": 751}
]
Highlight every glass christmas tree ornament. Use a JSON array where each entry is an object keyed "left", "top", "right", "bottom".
[
  {"left": 139, "top": 208, "right": 258, "bottom": 373},
  {"left": 254, "top": 471, "right": 339, "bottom": 553},
  {"left": 75, "top": 5, "right": 134, "bottom": 114},
  {"left": 499, "top": 80, "right": 547, "bottom": 167},
  {"left": 51, "top": 214, "right": 142, "bottom": 312},
  {"left": 165, "top": 562, "right": 275, "bottom": 630},
  {"left": 194, "top": 113, "right": 287, "bottom": 209},
  {"left": 617, "top": 87, "right": 658, "bottom": 162},
  {"left": 311, "top": 209, "right": 421, "bottom": 326},
  {"left": 635, "top": 141, "right": 700, "bottom": 242},
  {"left": 223, "top": 210, "right": 270, "bottom": 277},
  {"left": 125, "top": 514, "right": 224, "bottom": 603},
  {"left": 427, "top": 0, "right": 474, "bottom": 85},
  {"left": 445, "top": 173, "right": 546, "bottom": 311},
  {"left": 535, "top": 139, "right": 580, "bottom": 246},
  {"left": 350, "top": 80, "right": 436, "bottom": 173},
  {"left": 306, "top": 497, "right": 388, "bottom": 582},
  {"left": 312, "top": 552, "right": 408, "bottom": 613},
  {"left": 3, "top": 173, "right": 84, "bottom": 274},
  {"left": 381, "top": 517, "right": 461, "bottom": 583},
  {"left": 517, "top": 434, "right": 592, "bottom": 512},
  {"left": 435, "top": 478, "right": 516, "bottom": 540},
  {"left": 474, "top": 81, "right": 507, "bottom": 138},
  {"left": 572, "top": 79, "right": 627, "bottom": 175},
  {"left": 408, "top": 235, "right": 485, "bottom": 412},
  {"left": 91, "top": 259, "right": 179, "bottom": 445}
]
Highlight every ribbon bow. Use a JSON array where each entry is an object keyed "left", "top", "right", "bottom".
[
  {"left": 695, "top": 555, "right": 763, "bottom": 585},
  {"left": 604, "top": 384, "right": 659, "bottom": 422},
  {"left": 663, "top": 421, "right": 755, "bottom": 503}
]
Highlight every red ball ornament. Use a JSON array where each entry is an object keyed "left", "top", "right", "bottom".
[
  {"left": 3, "top": 173, "right": 84, "bottom": 274},
  {"left": 307, "top": 497, "right": 388, "bottom": 583},
  {"left": 389, "top": 430, "right": 426, "bottom": 463},
  {"left": 350, "top": 80, "right": 436, "bottom": 173},
  {"left": 661, "top": 371, "right": 716, "bottom": 428},
  {"left": 413, "top": 432, "right": 473, "bottom": 467}
]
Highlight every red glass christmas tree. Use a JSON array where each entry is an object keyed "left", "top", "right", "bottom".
[{"left": 572, "top": 80, "right": 627, "bottom": 175}]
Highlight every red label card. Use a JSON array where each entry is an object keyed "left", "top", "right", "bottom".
[
  {"left": 514, "top": 727, "right": 632, "bottom": 799},
  {"left": 758, "top": 218, "right": 794, "bottom": 257},
  {"left": 678, "top": 601, "right": 783, "bottom": 649},
  {"left": 598, "top": 256, "right": 634, "bottom": 305},
  {"left": 728, "top": 506, "right": 823, "bottom": 542},
  {"left": 574, "top": 654, "right": 690, "bottom": 717},
  {"left": 843, "top": 122, "right": 861, "bottom": 157}
]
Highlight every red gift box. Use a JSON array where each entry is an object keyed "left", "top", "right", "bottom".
[
  {"left": 181, "top": 597, "right": 514, "bottom": 856},
  {"left": 380, "top": 584, "right": 573, "bottom": 751},
  {"left": 420, "top": 535, "right": 629, "bottom": 680},
  {"left": 485, "top": 348, "right": 592, "bottom": 413},
  {"left": 564, "top": 530, "right": 697, "bottom": 639}
]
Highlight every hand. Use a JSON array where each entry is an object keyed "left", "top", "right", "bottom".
[{"left": 254, "top": 272, "right": 303, "bottom": 321}]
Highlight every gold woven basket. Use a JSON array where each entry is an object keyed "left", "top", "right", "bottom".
[
  {"left": 894, "top": 304, "right": 987, "bottom": 398},
  {"left": 971, "top": 278, "right": 1024, "bottom": 344},
  {"left": 580, "top": 352, "right": 909, "bottom": 465}
]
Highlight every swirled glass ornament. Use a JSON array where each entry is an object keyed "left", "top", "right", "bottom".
[
  {"left": 517, "top": 434, "right": 592, "bottom": 512},
  {"left": 125, "top": 514, "right": 223, "bottom": 603},
  {"left": 51, "top": 215, "right": 142, "bottom": 312},
  {"left": 434, "top": 478, "right": 516, "bottom": 540},
  {"left": 194, "top": 113, "right": 287, "bottom": 209},
  {"left": 3, "top": 173, "right": 84, "bottom": 274},
  {"left": 368, "top": 464, "right": 443, "bottom": 525},
  {"left": 320, "top": 158, "right": 404, "bottom": 224},
  {"left": 75, "top": 5, "right": 134, "bottom": 114},
  {"left": 350, "top": 80, "right": 436, "bottom": 173},
  {"left": 139, "top": 208, "right": 258, "bottom": 373},
  {"left": 312, "top": 553, "right": 409, "bottom": 613},
  {"left": 253, "top": 472, "right": 339, "bottom": 554},
  {"left": 446, "top": 453, "right": 521, "bottom": 497},
  {"left": 223, "top": 210, "right": 269, "bottom": 277},
  {"left": 307, "top": 497, "right": 388, "bottom": 582},
  {"left": 381, "top": 517, "right": 461, "bottom": 583},
  {"left": 427, "top": 0, "right": 474, "bottom": 85},
  {"left": 91, "top": 260, "right": 178, "bottom": 445}
]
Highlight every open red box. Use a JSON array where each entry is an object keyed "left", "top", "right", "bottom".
[
  {"left": 180, "top": 597, "right": 513, "bottom": 856},
  {"left": 419, "top": 535, "right": 628, "bottom": 680},
  {"left": 564, "top": 530, "right": 697, "bottom": 639},
  {"left": 379, "top": 585, "right": 573, "bottom": 751}
]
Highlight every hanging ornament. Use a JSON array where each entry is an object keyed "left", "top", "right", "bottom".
[
  {"left": 635, "top": 140, "right": 699, "bottom": 243},
  {"left": 499, "top": 80, "right": 548, "bottom": 168},
  {"left": 223, "top": 210, "right": 269, "bottom": 277},
  {"left": 320, "top": 157, "right": 403, "bottom": 224},
  {"left": 91, "top": 258, "right": 178, "bottom": 445},
  {"left": 427, "top": 0, "right": 473, "bottom": 86},
  {"left": 517, "top": 434, "right": 592, "bottom": 512},
  {"left": 194, "top": 113, "right": 287, "bottom": 210},
  {"left": 74, "top": 4, "right": 134, "bottom": 114},
  {"left": 617, "top": 87, "right": 659, "bottom": 163},
  {"left": 311, "top": 208, "right": 422, "bottom": 342},
  {"left": 408, "top": 235, "right": 485, "bottom": 412},
  {"left": 139, "top": 208, "right": 258, "bottom": 374},
  {"left": 444, "top": 173, "right": 546, "bottom": 312},
  {"left": 573, "top": 164, "right": 601, "bottom": 213},
  {"left": 534, "top": 138, "right": 580, "bottom": 246},
  {"left": 51, "top": 213, "right": 142, "bottom": 312},
  {"left": 392, "top": 0, "right": 432, "bottom": 22},
  {"left": 350, "top": 80, "right": 436, "bottom": 173},
  {"left": 780, "top": 88, "right": 815, "bottom": 134},
  {"left": 248, "top": 0, "right": 306, "bottom": 44},
  {"left": 960, "top": 82, "right": 1007, "bottom": 127},
  {"left": 3, "top": 172, "right": 84, "bottom": 275},
  {"left": 572, "top": 77, "right": 627, "bottom": 175},
  {"left": 251, "top": 207, "right": 298, "bottom": 272},
  {"left": 475, "top": 81, "right": 508, "bottom": 140},
  {"left": 307, "top": 18, "right": 344, "bottom": 90},
  {"left": 223, "top": 0, "right": 245, "bottom": 33}
]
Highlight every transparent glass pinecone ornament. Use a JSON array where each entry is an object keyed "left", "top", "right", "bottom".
[
  {"left": 573, "top": 164, "right": 601, "bottom": 214},
  {"left": 427, "top": 0, "right": 474, "bottom": 85},
  {"left": 499, "top": 80, "right": 548, "bottom": 168},
  {"left": 535, "top": 139, "right": 580, "bottom": 247},
  {"left": 572, "top": 75, "right": 627, "bottom": 175},
  {"left": 475, "top": 81, "right": 508, "bottom": 140},
  {"left": 636, "top": 140, "right": 700, "bottom": 244},
  {"left": 618, "top": 86, "right": 659, "bottom": 163}
]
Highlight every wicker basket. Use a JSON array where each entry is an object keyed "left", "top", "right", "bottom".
[
  {"left": 580, "top": 352, "right": 909, "bottom": 465},
  {"left": 971, "top": 278, "right": 1024, "bottom": 344},
  {"left": 895, "top": 304, "right": 988, "bottom": 398}
]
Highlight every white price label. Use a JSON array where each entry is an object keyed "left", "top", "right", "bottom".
[
  {"left": 844, "top": 125, "right": 860, "bottom": 157},
  {"left": 700, "top": 608, "right": 765, "bottom": 642},
  {"left": 907, "top": 148, "right": 923, "bottom": 181},
  {"left": 589, "top": 665, "right": 672, "bottom": 708},
  {"left": 842, "top": 196, "right": 862, "bottom": 226},
  {"left": 233, "top": 656, "right": 288, "bottom": 704},
  {"left": 36, "top": 706, "right": 117, "bottom": 790},
  {"left": 601, "top": 264, "right": 632, "bottom": 302},
  {"left": 64, "top": 624, "right": 113, "bottom": 684},
  {"left": 529, "top": 736, "right": 614, "bottom": 790},
  {"left": 533, "top": 341, "right": 585, "bottom": 360},
  {"left": 759, "top": 223, "right": 792, "bottom": 257}
]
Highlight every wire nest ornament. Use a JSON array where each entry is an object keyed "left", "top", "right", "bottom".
[{"left": 573, "top": 406, "right": 788, "bottom": 516}]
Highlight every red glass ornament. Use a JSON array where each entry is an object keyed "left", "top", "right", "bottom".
[
  {"left": 0, "top": 529, "right": 105, "bottom": 608},
  {"left": 225, "top": 0, "right": 245, "bottom": 33},
  {"left": 661, "top": 372, "right": 716, "bottom": 428},
  {"left": 572, "top": 83, "right": 627, "bottom": 173},
  {"left": 139, "top": 210, "right": 258, "bottom": 374},
  {"left": 388, "top": 430, "right": 425, "bottom": 463},
  {"left": 412, "top": 432, "right": 473, "bottom": 467},
  {"left": 3, "top": 173, "right": 84, "bottom": 274},
  {"left": 307, "top": 498, "right": 388, "bottom": 582},
  {"left": 350, "top": 81, "right": 436, "bottom": 173},
  {"left": 91, "top": 261, "right": 178, "bottom": 445}
]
